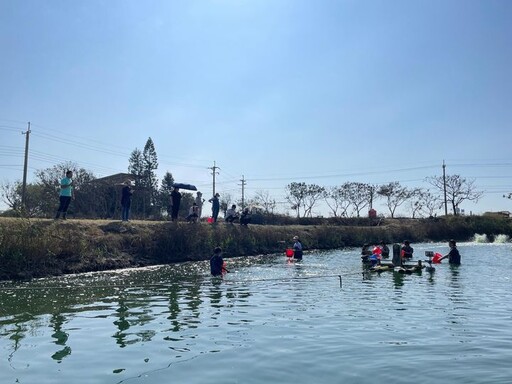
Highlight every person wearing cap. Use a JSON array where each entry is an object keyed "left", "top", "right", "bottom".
[
  {"left": 292, "top": 236, "right": 303, "bottom": 260},
  {"left": 208, "top": 193, "right": 220, "bottom": 223},
  {"left": 440, "top": 240, "right": 461, "bottom": 265},
  {"left": 121, "top": 179, "right": 134, "bottom": 222}
]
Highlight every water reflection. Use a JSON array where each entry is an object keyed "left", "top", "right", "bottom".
[
  {"left": 113, "top": 297, "right": 130, "bottom": 348},
  {"left": 50, "top": 313, "right": 71, "bottom": 361},
  {"left": 392, "top": 271, "right": 405, "bottom": 289},
  {"left": 1, "top": 245, "right": 512, "bottom": 384}
]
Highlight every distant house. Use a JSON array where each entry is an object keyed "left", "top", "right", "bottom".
[
  {"left": 483, "top": 211, "right": 510, "bottom": 218},
  {"left": 89, "top": 173, "right": 137, "bottom": 186},
  {"left": 83, "top": 173, "right": 139, "bottom": 219}
]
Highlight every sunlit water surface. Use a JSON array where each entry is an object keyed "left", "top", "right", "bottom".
[{"left": 1, "top": 242, "right": 511, "bottom": 384}]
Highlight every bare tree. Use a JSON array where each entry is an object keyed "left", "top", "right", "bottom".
[
  {"left": 377, "top": 182, "right": 411, "bottom": 218},
  {"left": 250, "top": 190, "right": 277, "bottom": 214},
  {"left": 407, "top": 188, "right": 442, "bottom": 218},
  {"left": 303, "top": 184, "right": 325, "bottom": 217},
  {"left": 285, "top": 182, "right": 325, "bottom": 218},
  {"left": 0, "top": 180, "right": 21, "bottom": 211},
  {"left": 407, "top": 188, "right": 425, "bottom": 218},
  {"left": 420, "top": 189, "right": 443, "bottom": 217},
  {"left": 345, "top": 182, "right": 371, "bottom": 217},
  {"left": 286, "top": 182, "right": 307, "bottom": 218},
  {"left": 426, "top": 174, "right": 483, "bottom": 215},
  {"left": 220, "top": 193, "right": 233, "bottom": 216},
  {"left": 324, "top": 184, "right": 351, "bottom": 217},
  {"left": 367, "top": 184, "right": 379, "bottom": 210}
]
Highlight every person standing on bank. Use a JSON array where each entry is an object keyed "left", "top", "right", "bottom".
[
  {"left": 209, "top": 193, "right": 220, "bottom": 222},
  {"left": 210, "top": 247, "right": 225, "bottom": 276},
  {"left": 121, "top": 180, "right": 133, "bottom": 222},
  {"left": 292, "top": 236, "right": 303, "bottom": 260},
  {"left": 440, "top": 239, "right": 461, "bottom": 265},
  {"left": 55, "top": 170, "right": 73, "bottom": 220},
  {"left": 170, "top": 187, "right": 182, "bottom": 221},
  {"left": 195, "top": 191, "right": 205, "bottom": 219}
]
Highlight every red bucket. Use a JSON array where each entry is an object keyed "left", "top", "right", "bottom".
[
  {"left": 207, "top": 217, "right": 213, "bottom": 224},
  {"left": 285, "top": 249, "right": 294, "bottom": 257}
]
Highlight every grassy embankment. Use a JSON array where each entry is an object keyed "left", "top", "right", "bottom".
[{"left": 0, "top": 215, "right": 511, "bottom": 281}]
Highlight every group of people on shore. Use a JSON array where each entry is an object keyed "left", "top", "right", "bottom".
[
  {"left": 168, "top": 188, "right": 251, "bottom": 225},
  {"left": 54, "top": 170, "right": 250, "bottom": 224}
]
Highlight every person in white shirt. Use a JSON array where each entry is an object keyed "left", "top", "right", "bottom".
[{"left": 225, "top": 204, "right": 239, "bottom": 223}]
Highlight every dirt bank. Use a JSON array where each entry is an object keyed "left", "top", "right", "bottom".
[{"left": 1, "top": 216, "right": 510, "bottom": 281}]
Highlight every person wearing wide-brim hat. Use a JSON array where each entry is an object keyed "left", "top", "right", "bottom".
[
  {"left": 121, "top": 180, "right": 134, "bottom": 222},
  {"left": 292, "top": 236, "right": 303, "bottom": 260}
]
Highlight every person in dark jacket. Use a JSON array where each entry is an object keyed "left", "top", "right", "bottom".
[
  {"left": 380, "top": 241, "right": 390, "bottom": 258},
  {"left": 210, "top": 247, "right": 224, "bottom": 276},
  {"left": 170, "top": 187, "right": 182, "bottom": 221},
  {"left": 121, "top": 180, "right": 134, "bottom": 222},
  {"left": 440, "top": 239, "right": 461, "bottom": 265},
  {"left": 240, "top": 208, "right": 251, "bottom": 226},
  {"left": 209, "top": 193, "right": 220, "bottom": 222},
  {"left": 401, "top": 240, "right": 414, "bottom": 260}
]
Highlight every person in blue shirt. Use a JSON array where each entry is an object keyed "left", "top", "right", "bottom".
[
  {"left": 209, "top": 193, "right": 220, "bottom": 223},
  {"left": 210, "top": 247, "right": 224, "bottom": 276},
  {"left": 292, "top": 236, "right": 303, "bottom": 260},
  {"left": 55, "top": 170, "right": 73, "bottom": 220},
  {"left": 440, "top": 240, "right": 461, "bottom": 265}
]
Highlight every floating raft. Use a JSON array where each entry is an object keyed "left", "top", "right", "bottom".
[{"left": 370, "top": 261, "right": 425, "bottom": 274}]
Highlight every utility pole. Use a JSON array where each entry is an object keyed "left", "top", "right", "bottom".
[
  {"left": 239, "top": 175, "right": 246, "bottom": 209},
  {"left": 209, "top": 161, "right": 220, "bottom": 196},
  {"left": 442, "top": 160, "right": 448, "bottom": 216},
  {"left": 21, "top": 122, "right": 31, "bottom": 208}
]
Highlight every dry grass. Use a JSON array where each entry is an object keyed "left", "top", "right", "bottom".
[{"left": 1, "top": 216, "right": 510, "bottom": 281}]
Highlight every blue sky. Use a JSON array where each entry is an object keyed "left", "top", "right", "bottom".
[{"left": 1, "top": 0, "right": 511, "bottom": 216}]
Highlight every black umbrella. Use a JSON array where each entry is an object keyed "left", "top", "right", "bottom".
[{"left": 172, "top": 183, "right": 197, "bottom": 191}]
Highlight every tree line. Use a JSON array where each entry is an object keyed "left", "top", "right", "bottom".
[
  {"left": 285, "top": 176, "right": 483, "bottom": 219},
  {"left": 1, "top": 137, "right": 483, "bottom": 219}
]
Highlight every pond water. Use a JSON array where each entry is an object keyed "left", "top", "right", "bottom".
[{"left": 1, "top": 242, "right": 511, "bottom": 384}]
